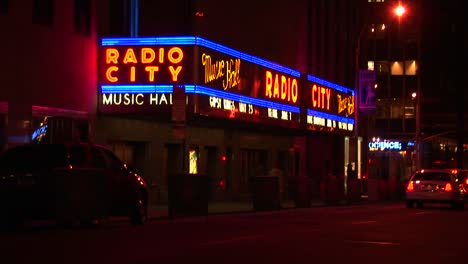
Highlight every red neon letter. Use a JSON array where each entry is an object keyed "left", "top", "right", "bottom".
[
  {"left": 312, "top": 84, "right": 317, "bottom": 107},
  {"left": 273, "top": 74, "right": 280, "bottom": 98},
  {"left": 130, "top": 66, "right": 136, "bottom": 82},
  {"left": 168, "top": 47, "right": 183, "bottom": 64},
  {"left": 326, "top": 88, "right": 331, "bottom": 110},
  {"left": 123, "top": 48, "right": 137, "bottom": 64},
  {"left": 281, "top": 76, "right": 287, "bottom": 100},
  {"left": 145, "top": 66, "right": 159, "bottom": 82},
  {"left": 320, "top": 87, "right": 326, "bottom": 108},
  {"left": 106, "top": 66, "right": 118, "bottom": 82},
  {"left": 265, "top": 71, "right": 273, "bottom": 97},
  {"left": 169, "top": 66, "right": 182, "bottom": 81},
  {"left": 141, "top": 48, "right": 155, "bottom": 63},
  {"left": 291, "top": 79, "right": 298, "bottom": 103},
  {"left": 106, "top": 49, "right": 119, "bottom": 64},
  {"left": 159, "top": 48, "right": 164, "bottom": 63}
]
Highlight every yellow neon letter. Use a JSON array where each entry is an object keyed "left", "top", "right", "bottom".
[
  {"left": 168, "top": 47, "right": 183, "bottom": 64},
  {"left": 265, "top": 71, "right": 272, "bottom": 97},
  {"left": 169, "top": 66, "right": 182, "bottom": 81},
  {"left": 312, "top": 84, "right": 317, "bottom": 107},
  {"left": 130, "top": 66, "right": 135, "bottom": 82},
  {"left": 281, "top": 76, "right": 287, "bottom": 100},
  {"left": 145, "top": 66, "right": 159, "bottom": 82},
  {"left": 141, "top": 48, "right": 155, "bottom": 63},
  {"left": 273, "top": 74, "right": 280, "bottom": 98},
  {"left": 123, "top": 48, "right": 138, "bottom": 64},
  {"left": 291, "top": 79, "right": 298, "bottom": 103},
  {"left": 106, "top": 66, "right": 118, "bottom": 82},
  {"left": 159, "top": 48, "right": 164, "bottom": 63},
  {"left": 106, "top": 49, "right": 119, "bottom": 64}
]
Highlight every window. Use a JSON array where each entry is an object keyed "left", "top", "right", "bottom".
[
  {"left": 32, "top": 0, "right": 54, "bottom": 27},
  {"left": 90, "top": 147, "right": 107, "bottom": 168},
  {"left": 0, "top": 0, "right": 8, "bottom": 15},
  {"left": 0, "top": 145, "right": 66, "bottom": 170},
  {"left": 69, "top": 145, "right": 87, "bottom": 167},
  {"left": 101, "top": 148, "right": 124, "bottom": 170},
  {"left": 413, "top": 172, "right": 451, "bottom": 181},
  {"left": 74, "top": 0, "right": 91, "bottom": 36}
]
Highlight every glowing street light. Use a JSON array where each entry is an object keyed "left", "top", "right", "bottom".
[{"left": 394, "top": 4, "right": 406, "bottom": 18}]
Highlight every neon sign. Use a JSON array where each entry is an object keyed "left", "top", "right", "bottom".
[
  {"left": 201, "top": 53, "right": 241, "bottom": 90},
  {"left": 102, "top": 46, "right": 189, "bottom": 85},
  {"left": 265, "top": 71, "right": 298, "bottom": 103},
  {"left": 305, "top": 74, "right": 355, "bottom": 133},
  {"left": 100, "top": 37, "right": 348, "bottom": 130},
  {"left": 368, "top": 139, "right": 403, "bottom": 151}
]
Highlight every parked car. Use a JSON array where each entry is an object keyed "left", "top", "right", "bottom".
[
  {"left": 405, "top": 169, "right": 466, "bottom": 209},
  {"left": 0, "top": 142, "right": 149, "bottom": 229}
]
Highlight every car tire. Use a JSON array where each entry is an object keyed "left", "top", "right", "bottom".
[
  {"left": 406, "top": 200, "right": 414, "bottom": 208},
  {"left": 130, "top": 192, "right": 148, "bottom": 226}
]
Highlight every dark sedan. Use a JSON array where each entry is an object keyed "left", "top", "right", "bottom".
[{"left": 0, "top": 142, "right": 149, "bottom": 229}]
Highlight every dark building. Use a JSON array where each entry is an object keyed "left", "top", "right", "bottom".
[
  {"left": 95, "top": 0, "right": 361, "bottom": 204},
  {"left": 358, "top": 0, "right": 467, "bottom": 200},
  {"left": 0, "top": 0, "right": 95, "bottom": 150}
]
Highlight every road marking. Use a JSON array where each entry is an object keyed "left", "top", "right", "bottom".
[
  {"left": 345, "top": 240, "right": 400, "bottom": 246},
  {"left": 351, "top": 220, "right": 376, "bottom": 225},
  {"left": 414, "top": 211, "right": 432, "bottom": 215},
  {"left": 199, "top": 235, "right": 263, "bottom": 246}
]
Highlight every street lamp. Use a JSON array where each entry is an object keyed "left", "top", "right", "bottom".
[{"left": 393, "top": 4, "right": 406, "bottom": 19}]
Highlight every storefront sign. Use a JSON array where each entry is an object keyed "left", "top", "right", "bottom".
[{"left": 368, "top": 138, "right": 403, "bottom": 151}]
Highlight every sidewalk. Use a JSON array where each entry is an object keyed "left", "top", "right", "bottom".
[{"left": 147, "top": 198, "right": 367, "bottom": 220}]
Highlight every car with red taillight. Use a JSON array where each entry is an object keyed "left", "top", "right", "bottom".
[{"left": 405, "top": 169, "right": 466, "bottom": 209}]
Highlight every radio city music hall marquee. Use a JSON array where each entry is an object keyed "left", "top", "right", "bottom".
[{"left": 99, "top": 37, "right": 354, "bottom": 132}]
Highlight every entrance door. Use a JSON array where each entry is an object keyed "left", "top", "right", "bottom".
[{"left": 239, "top": 149, "right": 267, "bottom": 194}]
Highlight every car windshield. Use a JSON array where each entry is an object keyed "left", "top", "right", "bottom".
[
  {"left": 0, "top": 144, "right": 67, "bottom": 170},
  {"left": 412, "top": 172, "right": 452, "bottom": 181}
]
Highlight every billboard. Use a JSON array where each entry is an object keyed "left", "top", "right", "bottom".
[{"left": 358, "top": 69, "right": 376, "bottom": 112}]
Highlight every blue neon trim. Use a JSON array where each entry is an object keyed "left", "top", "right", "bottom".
[
  {"left": 101, "top": 85, "right": 173, "bottom": 93},
  {"left": 307, "top": 75, "right": 355, "bottom": 95},
  {"left": 101, "top": 36, "right": 301, "bottom": 77},
  {"left": 307, "top": 109, "right": 354, "bottom": 124},
  {"left": 100, "top": 84, "right": 299, "bottom": 113}
]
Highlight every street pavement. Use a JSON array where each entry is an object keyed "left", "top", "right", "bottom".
[{"left": 147, "top": 196, "right": 374, "bottom": 220}]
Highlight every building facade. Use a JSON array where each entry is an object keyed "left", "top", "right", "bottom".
[
  {"left": 2, "top": 0, "right": 372, "bottom": 206},
  {"left": 0, "top": 0, "right": 96, "bottom": 150}
]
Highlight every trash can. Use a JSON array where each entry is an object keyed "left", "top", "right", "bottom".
[
  {"left": 168, "top": 173, "right": 209, "bottom": 218},
  {"left": 252, "top": 176, "right": 280, "bottom": 211}
]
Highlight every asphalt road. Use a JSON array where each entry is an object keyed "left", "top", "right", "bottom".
[{"left": 2, "top": 202, "right": 468, "bottom": 264}]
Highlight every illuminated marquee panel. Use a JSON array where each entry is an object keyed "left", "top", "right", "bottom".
[
  {"left": 100, "top": 45, "right": 192, "bottom": 85},
  {"left": 305, "top": 75, "right": 355, "bottom": 133},
  {"left": 196, "top": 46, "right": 300, "bottom": 106},
  {"left": 99, "top": 37, "right": 302, "bottom": 128},
  {"left": 190, "top": 85, "right": 301, "bottom": 127}
]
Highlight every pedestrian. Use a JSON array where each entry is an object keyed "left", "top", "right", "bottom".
[{"left": 268, "top": 162, "right": 284, "bottom": 205}]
